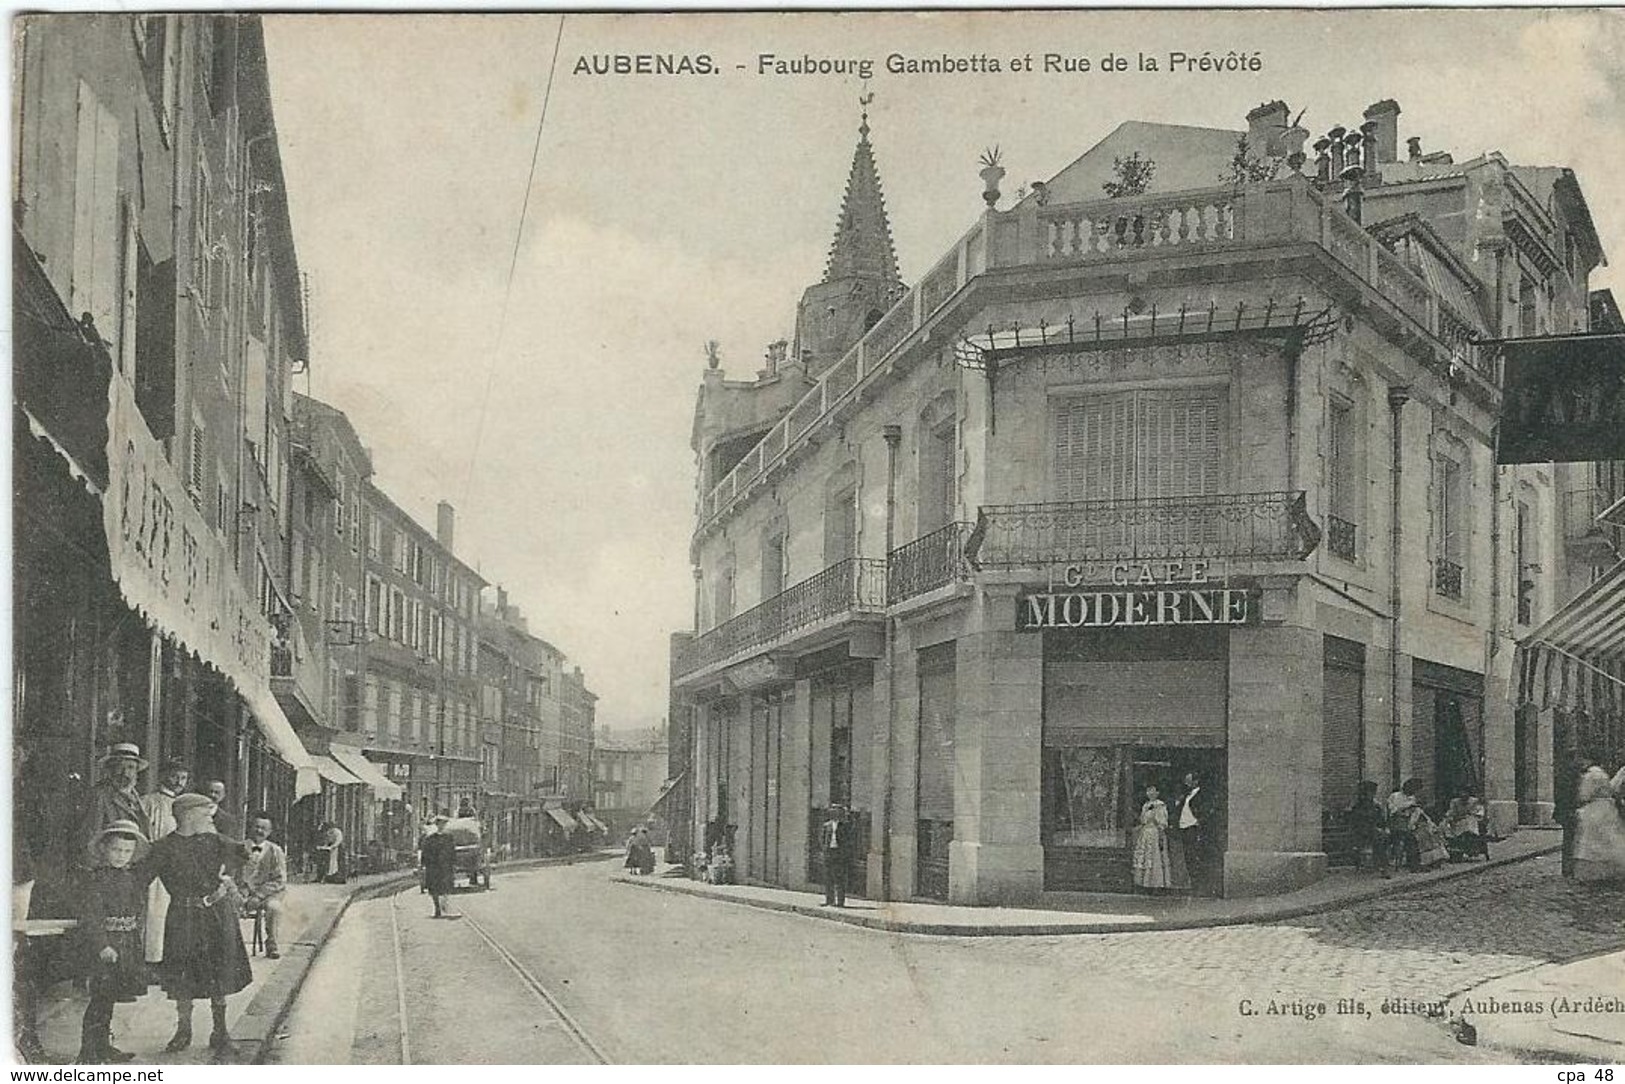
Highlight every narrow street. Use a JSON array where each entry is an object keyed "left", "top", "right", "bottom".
[{"left": 271, "top": 855, "right": 1623, "bottom": 1064}]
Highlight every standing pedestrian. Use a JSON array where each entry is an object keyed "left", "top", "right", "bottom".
[
  {"left": 1573, "top": 766, "right": 1625, "bottom": 882},
  {"left": 201, "top": 781, "right": 237, "bottom": 839},
  {"left": 420, "top": 814, "right": 457, "bottom": 918},
  {"left": 139, "top": 760, "right": 188, "bottom": 966},
  {"left": 1131, "top": 786, "right": 1173, "bottom": 893},
  {"left": 78, "top": 744, "right": 153, "bottom": 864},
  {"left": 143, "top": 792, "right": 252, "bottom": 1055},
  {"left": 1172, "top": 771, "right": 1212, "bottom": 893},
  {"left": 240, "top": 813, "right": 288, "bottom": 959},
  {"left": 820, "top": 805, "right": 850, "bottom": 907},
  {"left": 75, "top": 820, "right": 150, "bottom": 1064}
]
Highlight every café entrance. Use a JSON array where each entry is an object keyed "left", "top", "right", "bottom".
[{"left": 1040, "top": 627, "right": 1229, "bottom": 894}]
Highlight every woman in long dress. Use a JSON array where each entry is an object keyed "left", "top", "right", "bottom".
[
  {"left": 1573, "top": 765, "right": 1625, "bottom": 882},
  {"left": 1131, "top": 786, "right": 1173, "bottom": 892}
]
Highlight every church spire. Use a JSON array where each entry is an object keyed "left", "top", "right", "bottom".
[{"left": 822, "top": 90, "right": 901, "bottom": 285}]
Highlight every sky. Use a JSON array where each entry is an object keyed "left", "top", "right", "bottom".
[{"left": 260, "top": 9, "right": 1625, "bottom": 731}]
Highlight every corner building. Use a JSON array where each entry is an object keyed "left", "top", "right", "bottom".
[{"left": 672, "top": 99, "right": 1610, "bottom": 901}]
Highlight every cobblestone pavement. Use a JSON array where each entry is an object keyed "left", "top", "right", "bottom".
[{"left": 975, "top": 855, "right": 1625, "bottom": 1010}]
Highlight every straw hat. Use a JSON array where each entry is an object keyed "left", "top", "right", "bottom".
[
  {"left": 87, "top": 818, "right": 150, "bottom": 861},
  {"left": 98, "top": 742, "right": 149, "bottom": 772}
]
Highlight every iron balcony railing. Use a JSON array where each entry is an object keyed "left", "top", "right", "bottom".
[
  {"left": 968, "top": 491, "right": 1321, "bottom": 568},
  {"left": 1435, "top": 558, "right": 1465, "bottom": 600},
  {"left": 888, "top": 522, "right": 974, "bottom": 605},
  {"left": 673, "top": 557, "right": 887, "bottom": 678},
  {"left": 1326, "top": 514, "right": 1358, "bottom": 563}
]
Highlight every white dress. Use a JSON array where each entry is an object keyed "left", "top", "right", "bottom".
[
  {"left": 1573, "top": 769, "right": 1625, "bottom": 882},
  {"left": 1132, "top": 800, "right": 1172, "bottom": 889}
]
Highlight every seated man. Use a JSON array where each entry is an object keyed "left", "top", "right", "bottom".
[{"left": 240, "top": 812, "right": 289, "bottom": 958}]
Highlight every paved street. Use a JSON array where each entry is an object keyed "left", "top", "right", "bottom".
[{"left": 270, "top": 854, "right": 1625, "bottom": 1064}]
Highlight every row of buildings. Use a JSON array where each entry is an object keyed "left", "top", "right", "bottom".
[
  {"left": 668, "top": 98, "right": 1624, "bottom": 902},
  {"left": 13, "top": 13, "right": 599, "bottom": 882}
]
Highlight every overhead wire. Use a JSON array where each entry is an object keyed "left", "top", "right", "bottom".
[{"left": 460, "top": 14, "right": 568, "bottom": 507}]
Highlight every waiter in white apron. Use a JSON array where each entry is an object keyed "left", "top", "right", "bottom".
[{"left": 139, "top": 760, "right": 190, "bottom": 964}]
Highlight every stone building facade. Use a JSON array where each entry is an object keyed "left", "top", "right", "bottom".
[
  {"left": 14, "top": 14, "right": 319, "bottom": 875},
  {"left": 672, "top": 98, "right": 1610, "bottom": 902}
]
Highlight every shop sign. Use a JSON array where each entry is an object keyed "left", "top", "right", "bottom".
[
  {"left": 1046, "top": 559, "right": 1226, "bottom": 591},
  {"left": 102, "top": 373, "right": 275, "bottom": 690},
  {"left": 1017, "top": 586, "right": 1259, "bottom": 630}
]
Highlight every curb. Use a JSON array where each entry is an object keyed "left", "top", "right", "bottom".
[
  {"left": 240, "top": 851, "right": 616, "bottom": 1064},
  {"left": 610, "top": 840, "right": 1562, "bottom": 938}
]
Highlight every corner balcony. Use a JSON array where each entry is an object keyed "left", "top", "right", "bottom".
[
  {"left": 888, "top": 521, "right": 975, "bottom": 605},
  {"left": 696, "top": 177, "right": 1493, "bottom": 544},
  {"left": 967, "top": 491, "right": 1321, "bottom": 570},
  {"left": 672, "top": 558, "right": 887, "bottom": 687}
]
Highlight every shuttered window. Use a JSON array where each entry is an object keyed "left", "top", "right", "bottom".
[
  {"left": 1055, "top": 387, "right": 1225, "bottom": 500},
  {"left": 1322, "top": 636, "right": 1365, "bottom": 819}
]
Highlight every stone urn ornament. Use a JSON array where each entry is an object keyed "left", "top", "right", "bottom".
[{"left": 979, "top": 146, "right": 1005, "bottom": 208}]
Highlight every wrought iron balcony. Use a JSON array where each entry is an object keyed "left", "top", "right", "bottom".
[
  {"left": 968, "top": 491, "right": 1320, "bottom": 568},
  {"left": 889, "top": 522, "right": 974, "bottom": 604},
  {"left": 1434, "top": 558, "right": 1464, "bottom": 600},
  {"left": 1326, "top": 514, "right": 1358, "bottom": 563},
  {"left": 673, "top": 557, "right": 887, "bottom": 679}
]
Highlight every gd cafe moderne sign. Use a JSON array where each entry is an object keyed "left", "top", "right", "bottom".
[{"left": 1017, "top": 559, "right": 1260, "bottom": 631}]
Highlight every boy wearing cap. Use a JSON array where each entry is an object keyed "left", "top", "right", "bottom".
[
  {"left": 145, "top": 792, "right": 252, "bottom": 1054},
  {"left": 76, "top": 820, "right": 151, "bottom": 1064}
]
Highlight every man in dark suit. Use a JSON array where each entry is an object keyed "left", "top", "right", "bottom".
[
  {"left": 1172, "top": 772, "right": 1216, "bottom": 895},
  {"left": 820, "top": 805, "right": 850, "bottom": 908}
]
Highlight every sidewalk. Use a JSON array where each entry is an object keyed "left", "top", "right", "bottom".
[
  {"left": 613, "top": 829, "right": 1562, "bottom": 936},
  {"left": 1451, "top": 949, "right": 1625, "bottom": 1062},
  {"left": 22, "top": 851, "right": 613, "bottom": 1066}
]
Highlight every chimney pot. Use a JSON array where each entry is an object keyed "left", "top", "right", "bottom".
[
  {"left": 1407, "top": 136, "right": 1423, "bottom": 161},
  {"left": 1363, "top": 99, "right": 1401, "bottom": 163}
]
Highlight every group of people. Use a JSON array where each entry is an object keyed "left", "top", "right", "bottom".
[
  {"left": 68, "top": 743, "right": 288, "bottom": 1063},
  {"left": 1348, "top": 779, "right": 1498, "bottom": 875},
  {"left": 1130, "top": 772, "right": 1216, "bottom": 894},
  {"left": 623, "top": 824, "right": 656, "bottom": 875}
]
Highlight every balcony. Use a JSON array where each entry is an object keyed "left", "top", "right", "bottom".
[
  {"left": 968, "top": 491, "right": 1320, "bottom": 569},
  {"left": 888, "top": 522, "right": 974, "bottom": 605},
  {"left": 1326, "top": 514, "right": 1358, "bottom": 563},
  {"left": 672, "top": 558, "right": 887, "bottom": 680},
  {"left": 695, "top": 178, "right": 1490, "bottom": 541}
]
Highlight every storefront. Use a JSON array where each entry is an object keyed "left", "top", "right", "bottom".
[{"left": 1027, "top": 580, "right": 1252, "bottom": 895}]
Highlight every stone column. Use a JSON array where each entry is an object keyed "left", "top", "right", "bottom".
[
  {"left": 1481, "top": 666, "right": 1519, "bottom": 836},
  {"left": 1226, "top": 623, "right": 1327, "bottom": 895},
  {"left": 948, "top": 607, "right": 1044, "bottom": 905}
]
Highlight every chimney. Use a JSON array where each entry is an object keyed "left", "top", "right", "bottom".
[
  {"left": 436, "top": 500, "right": 455, "bottom": 551},
  {"left": 1407, "top": 136, "right": 1423, "bottom": 162},
  {"left": 1363, "top": 100, "right": 1401, "bottom": 163},
  {"left": 1246, "top": 100, "right": 1290, "bottom": 156},
  {"left": 496, "top": 585, "right": 508, "bottom": 616}
]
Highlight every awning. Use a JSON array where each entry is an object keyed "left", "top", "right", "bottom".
[
  {"left": 546, "top": 808, "right": 578, "bottom": 830},
  {"left": 243, "top": 686, "right": 321, "bottom": 799},
  {"left": 329, "top": 743, "right": 404, "bottom": 801},
  {"left": 1515, "top": 559, "right": 1625, "bottom": 713},
  {"left": 311, "top": 755, "right": 364, "bottom": 788},
  {"left": 579, "top": 813, "right": 607, "bottom": 833},
  {"left": 648, "top": 773, "right": 686, "bottom": 814}
]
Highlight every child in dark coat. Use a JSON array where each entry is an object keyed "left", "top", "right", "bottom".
[{"left": 76, "top": 820, "right": 151, "bottom": 1064}]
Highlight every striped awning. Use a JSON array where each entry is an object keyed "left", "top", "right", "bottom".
[
  {"left": 1516, "top": 559, "right": 1625, "bottom": 712},
  {"left": 546, "top": 808, "right": 578, "bottom": 830},
  {"left": 310, "top": 755, "right": 364, "bottom": 788}
]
